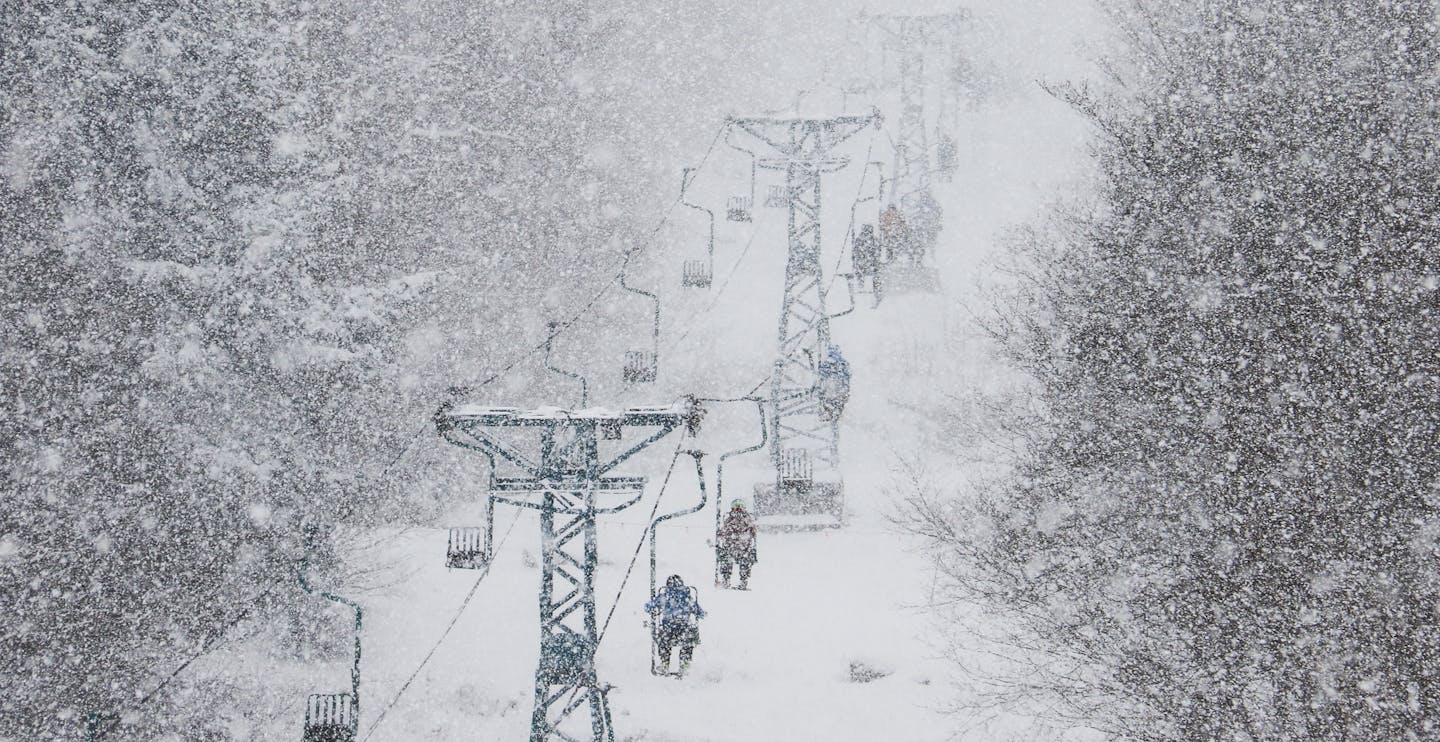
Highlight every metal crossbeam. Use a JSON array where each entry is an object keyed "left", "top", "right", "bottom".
[
  {"left": 437, "top": 404, "right": 688, "bottom": 742},
  {"left": 727, "top": 115, "right": 876, "bottom": 517}
]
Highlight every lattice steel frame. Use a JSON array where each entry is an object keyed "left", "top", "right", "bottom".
[
  {"left": 728, "top": 115, "right": 877, "bottom": 503},
  {"left": 438, "top": 406, "right": 687, "bottom": 742},
  {"left": 866, "top": 13, "right": 969, "bottom": 208}
]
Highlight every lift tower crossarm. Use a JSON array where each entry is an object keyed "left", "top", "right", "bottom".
[{"left": 726, "top": 113, "right": 878, "bottom": 524}]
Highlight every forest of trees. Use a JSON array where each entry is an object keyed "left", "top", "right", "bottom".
[
  {"left": 911, "top": 1, "right": 1440, "bottom": 738},
  {"left": 0, "top": 0, "right": 641, "bottom": 737}
]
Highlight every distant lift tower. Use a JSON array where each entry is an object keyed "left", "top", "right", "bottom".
[
  {"left": 728, "top": 113, "right": 878, "bottom": 526},
  {"left": 864, "top": 12, "right": 968, "bottom": 206},
  {"left": 437, "top": 403, "right": 695, "bottom": 742}
]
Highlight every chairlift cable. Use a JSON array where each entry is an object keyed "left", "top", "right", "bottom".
[
  {"left": 663, "top": 206, "right": 766, "bottom": 352},
  {"left": 666, "top": 119, "right": 876, "bottom": 401},
  {"left": 85, "top": 595, "right": 270, "bottom": 739},
  {"left": 595, "top": 433, "right": 689, "bottom": 644},
  {"left": 618, "top": 206, "right": 768, "bottom": 397},
  {"left": 825, "top": 124, "right": 881, "bottom": 297},
  {"left": 447, "top": 119, "right": 732, "bottom": 398},
  {"left": 623, "top": 118, "right": 867, "bottom": 398},
  {"left": 358, "top": 507, "right": 527, "bottom": 742},
  {"left": 320, "top": 124, "right": 737, "bottom": 529},
  {"left": 367, "top": 418, "right": 433, "bottom": 487}
]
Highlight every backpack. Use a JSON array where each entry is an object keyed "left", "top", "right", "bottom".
[{"left": 650, "top": 585, "right": 701, "bottom": 626}]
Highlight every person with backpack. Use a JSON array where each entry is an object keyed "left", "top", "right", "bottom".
[
  {"left": 644, "top": 575, "right": 706, "bottom": 675},
  {"left": 717, "top": 500, "right": 758, "bottom": 589},
  {"left": 816, "top": 345, "right": 852, "bottom": 422}
]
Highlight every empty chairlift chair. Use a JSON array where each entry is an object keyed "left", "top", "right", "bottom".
[
  {"left": 304, "top": 693, "right": 357, "bottom": 742},
  {"left": 726, "top": 195, "right": 753, "bottom": 222},
  {"left": 775, "top": 448, "right": 843, "bottom": 520},
  {"left": 298, "top": 523, "right": 363, "bottom": 742},
  {"left": 723, "top": 128, "right": 760, "bottom": 223},
  {"left": 624, "top": 351, "right": 658, "bottom": 383},
  {"left": 446, "top": 527, "right": 487, "bottom": 569},
  {"left": 752, "top": 448, "right": 844, "bottom": 522},
  {"left": 681, "top": 260, "right": 713, "bottom": 288},
  {"left": 621, "top": 272, "right": 660, "bottom": 383},
  {"left": 779, "top": 449, "right": 814, "bottom": 497},
  {"left": 678, "top": 165, "right": 716, "bottom": 290},
  {"left": 764, "top": 184, "right": 788, "bottom": 208}
]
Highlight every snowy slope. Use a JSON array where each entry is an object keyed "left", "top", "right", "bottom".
[
  {"left": 199, "top": 56, "right": 1098, "bottom": 742},
  {"left": 279, "top": 292, "right": 968, "bottom": 742}
]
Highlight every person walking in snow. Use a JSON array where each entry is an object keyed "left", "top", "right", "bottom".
[
  {"left": 645, "top": 575, "right": 706, "bottom": 675},
  {"left": 717, "top": 500, "right": 758, "bottom": 589}
]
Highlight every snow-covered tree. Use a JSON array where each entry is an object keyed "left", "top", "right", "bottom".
[
  {"left": 0, "top": 2, "right": 405, "bottom": 736},
  {"left": 910, "top": 1, "right": 1440, "bottom": 738},
  {"left": 1, "top": 0, "right": 633, "bottom": 736}
]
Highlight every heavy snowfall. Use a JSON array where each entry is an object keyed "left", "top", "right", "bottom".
[{"left": 5, "top": 0, "right": 1440, "bottom": 740}]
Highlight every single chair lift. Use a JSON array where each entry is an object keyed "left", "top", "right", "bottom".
[
  {"left": 444, "top": 444, "right": 495, "bottom": 570},
  {"left": 724, "top": 127, "right": 759, "bottom": 223},
  {"left": 708, "top": 397, "right": 768, "bottom": 586},
  {"left": 839, "top": 160, "right": 887, "bottom": 299},
  {"left": 678, "top": 166, "right": 715, "bottom": 289},
  {"left": 726, "top": 196, "right": 752, "bottom": 223},
  {"left": 763, "top": 183, "right": 788, "bottom": 209},
  {"left": 620, "top": 270, "right": 659, "bottom": 384},
  {"left": 298, "top": 525, "right": 362, "bottom": 742},
  {"left": 645, "top": 450, "right": 708, "bottom": 676}
]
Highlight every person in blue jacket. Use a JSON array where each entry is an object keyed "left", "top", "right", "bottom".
[
  {"left": 816, "top": 345, "right": 851, "bottom": 421},
  {"left": 644, "top": 575, "right": 706, "bottom": 675}
]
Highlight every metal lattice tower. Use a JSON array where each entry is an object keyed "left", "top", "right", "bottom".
[
  {"left": 437, "top": 404, "right": 692, "bottom": 742},
  {"left": 728, "top": 114, "right": 877, "bottom": 519},
  {"left": 865, "top": 12, "right": 969, "bottom": 207}
]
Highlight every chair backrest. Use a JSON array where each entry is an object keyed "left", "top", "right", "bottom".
[
  {"left": 726, "top": 195, "right": 753, "bottom": 222},
  {"left": 779, "top": 449, "right": 813, "bottom": 484},
  {"left": 681, "top": 260, "right": 713, "bottom": 288},
  {"left": 623, "top": 351, "right": 657, "bottom": 383},
  {"left": 764, "top": 184, "right": 787, "bottom": 207},
  {"left": 446, "top": 527, "right": 485, "bottom": 569},
  {"left": 304, "top": 693, "right": 356, "bottom": 742}
]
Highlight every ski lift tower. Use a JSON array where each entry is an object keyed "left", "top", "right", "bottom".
[
  {"left": 436, "top": 402, "right": 697, "bottom": 742},
  {"left": 863, "top": 11, "right": 969, "bottom": 206},
  {"left": 728, "top": 113, "right": 879, "bottom": 526}
]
